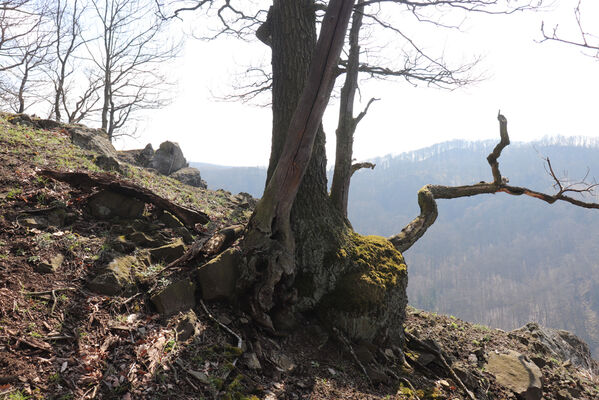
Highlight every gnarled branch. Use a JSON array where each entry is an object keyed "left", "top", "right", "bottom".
[{"left": 390, "top": 113, "right": 599, "bottom": 253}]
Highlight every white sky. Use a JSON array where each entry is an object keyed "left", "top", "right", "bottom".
[{"left": 117, "top": 0, "right": 599, "bottom": 167}]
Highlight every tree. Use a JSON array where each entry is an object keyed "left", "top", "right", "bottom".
[
  {"left": 88, "top": 0, "right": 179, "bottom": 140},
  {"left": 158, "top": 0, "right": 598, "bottom": 352}
]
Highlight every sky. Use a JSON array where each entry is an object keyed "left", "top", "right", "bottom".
[{"left": 118, "top": 0, "right": 599, "bottom": 167}]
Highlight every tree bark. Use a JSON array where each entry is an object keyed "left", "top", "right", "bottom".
[{"left": 241, "top": 0, "right": 356, "bottom": 331}]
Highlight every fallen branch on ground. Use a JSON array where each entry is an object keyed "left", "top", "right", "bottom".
[{"left": 39, "top": 169, "right": 209, "bottom": 228}]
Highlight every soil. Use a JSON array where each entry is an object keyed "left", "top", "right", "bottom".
[{"left": 0, "top": 114, "right": 598, "bottom": 400}]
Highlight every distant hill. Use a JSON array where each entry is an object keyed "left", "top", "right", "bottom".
[{"left": 193, "top": 136, "right": 599, "bottom": 356}]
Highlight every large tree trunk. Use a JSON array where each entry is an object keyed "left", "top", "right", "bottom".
[{"left": 240, "top": 0, "right": 408, "bottom": 346}]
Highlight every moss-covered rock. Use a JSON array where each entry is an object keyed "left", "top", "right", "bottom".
[
  {"left": 88, "top": 255, "right": 141, "bottom": 295},
  {"left": 150, "top": 278, "right": 196, "bottom": 315},
  {"left": 317, "top": 233, "right": 408, "bottom": 343},
  {"left": 149, "top": 238, "right": 185, "bottom": 263}
]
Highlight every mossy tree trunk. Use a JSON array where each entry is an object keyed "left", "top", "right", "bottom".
[{"left": 239, "top": 0, "right": 408, "bottom": 346}]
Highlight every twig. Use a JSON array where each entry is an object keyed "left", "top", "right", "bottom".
[
  {"left": 22, "top": 287, "right": 76, "bottom": 296},
  {"left": 122, "top": 292, "right": 142, "bottom": 306},
  {"left": 200, "top": 300, "right": 243, "bottom": 384},
  {"left": 332, "top": 327, "right": 372, "bottom": 387},
  {"left": 405, "top": 331, "right": 475, "bottom": 400},
  {"left": 185, "top": 376, "right": 198, "bottom": 391},
  {"left": 50, "top": 289, "right": 58, "bottom": 315},
  {"left": 398, "top": 377, "right": 421, "bottom": 400}
]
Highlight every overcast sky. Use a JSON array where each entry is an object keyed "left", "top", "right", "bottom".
[{"left": 117, "top": 0, "right": 599, "bottom": 167}]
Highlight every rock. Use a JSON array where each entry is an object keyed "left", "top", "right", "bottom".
[
  {"left": 20, "top": 209, "right": 66, "bottom": 229},
  {"left": 20, "top": 216, "right": 49, "bottom": 229},
  {"left": 35, "top": 253, "right": 64, "bottom": 273},
  {"left": 88, "top": 190, "right": 145, "bottom": 220},
  {"left": 68, "top": 125, "right": 118, "bottom": 159},
  {"left": 158, "top": 211, "right": 184, "bottom": 229},
  {"left": 270, "top": 352, "right": 295, "bottom": 372},
  {"left": 176, "top": 310, "right": 199, "bottom": 341},
  {"left": 194, "top": 248, "right": 241, "bottom": 301},
  {"left": 139, "top": 143, "right": 154, "bottom": 166},
  {"left": 174, "top": 227, "right": 194, "bottom": 244},
  {"left": 126, "top": 232, "right": 169, "bottom": 248},
  {"left": 170, "top": 167, "right": 207, "bottom": 188},
  {"left": 150, "top": 278, "right": 196, "bottom": 315},
  {"left": 149, "top": 239, "right": 185, "bottom": 264},
  {"left": 150, "top": 141, "right": 187, "bottom": 175},
  {"left": 88, "top": 255, "right": 139, "bottom": 295},
  {"left": 230, "top": 192, "right": 255, "bottom": 209},
  {"left": 94, "top": 154, "right": 121, "bottom": 172},
  {"left": 485, "top": 350, "right": 543, "bottom": 400},
  {"left": 511, "top": 322, "right": 598, "bottom": 373},
  {"left": 7, "top": 113, "right": 34, "bottom": 127},
  {"left": 243, "top": 352, "right": 262, "bottom": 370}
]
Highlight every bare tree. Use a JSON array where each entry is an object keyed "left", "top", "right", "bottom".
[
  {"left": 88, "top": 0, "right": 180, "bottom": 140},
  {"left": 49, "top": 0, "right": 101, "bottom": 123}
]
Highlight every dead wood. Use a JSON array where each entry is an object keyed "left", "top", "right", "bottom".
[
  {"left": 390, "top": 112, "right": 599, "bottom": 253},
  {"left": 39, "top": 169, "right": 209, "bottom": 228}
]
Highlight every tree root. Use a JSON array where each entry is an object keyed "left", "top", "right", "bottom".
[{"left": 333, "top": 327, "right": 373, "bottom": 387}]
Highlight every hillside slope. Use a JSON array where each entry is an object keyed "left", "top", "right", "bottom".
[{"left": 0, "top": 114, "right": 597, "bottom": 399}]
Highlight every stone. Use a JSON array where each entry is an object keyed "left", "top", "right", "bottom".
[
  {"left": 170, "top": 167, "right": 207, "bottom": 188},
  {"left": 174, "top": 226, "right": 194, "bottom": 244},
  {"left": 150, "top": 278, "right": 196, "bottom": 315},
  {"left": 149, "top": 239, "right": 185, "bottom": 264},
  {"left": 35, "top": 253, "right": 64, "bottom": 273},
  {"left": 127, "top": 232, "right": 168, "bottom": 248},
  {"left": 139, "top": 143, "right": 154, "bottom": 166},
  {"left": 88, "top": 190, "right": 145, "bottom": 220},
  {"left": 176, "top": 310, "right": 199, "bottom": 341},
  {"left": 20, "top": 209, "right": 66, "bottom": 229},
  {"left": 485, "top": 350, "right": 543, "bottom": 400},
  {"left": 68, "top": 125, "right": 118, "bottom": 159},
  {"left": 244, "top": 352, "right": 262, "bottom": 370},
  {"left": 150, "top": 141, "right": 188, "bottom": 175},
  {"left": 511, "top": 322, "right": 598, "bottom": 372},
  {"left": 194, "top": 248, "right": 241, "bottom": 301},
  {"left": 94, "top": 155, "right": 121, "bottom": 172},
  {"left": 158, "top": 211, "right": 184, "bottom": 229},
  {"left": 88, "top": 255, "right": 139, "bottom": 295}
]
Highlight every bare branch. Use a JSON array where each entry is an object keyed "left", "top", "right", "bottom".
[
  {"left": 389, "top": 113, "right": 599, "bottom": 253},
  {"left": 351, "top": 161, "right": 376, "bottom": 176}
]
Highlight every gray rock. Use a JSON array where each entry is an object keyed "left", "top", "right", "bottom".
[
  {"left": 35, "top": 253, "right": 64, "bottom": 273},
  {"left": 126, "top": 232, "right": 169, "bottom": 248},
  {"left": 174, "top": 226, "right": 194, "bottom": 244},
  {"left": 485, "top": 350, "right": 543, "bottom": 400},
  {"left": 194, "top": 248, "right": 241, "bottom": 301},
  {"left": 244, "top": 352, "right": 262, "bottom": 370},
  {"left": 511, "top": 322, "right": 598, "bottom": 373},
  {"left": 94, "top": 155, "right": 121, "bottom": 172},
  {"left": 88, "top": 190, "right": 145, "bottom": 220},
  {"left": 170, "top": 167, "right": 207, "bottom": 188},
  {"left": 20, "top": 209, "right": 66, "bottom": 229},
  {"left": 149, "top": 239, "right": 185, "bottom": 264},
  {"left": 150, "top": 278, "right": 196, "bottom": 315},
  {"left": 158, "top": 211, "right": 184, "bottom": 229},
  {"left": 150, "top": 141, "right": 187, "bottom": 175},
  {"left": 88, "top": 255, "right": 139, "bottom": 295},
  {"left": 139, "top": 143, "right": 154, "bottom": 166},
  {"left": 68, "top": 126, "right": 118, "bottom": 159}
]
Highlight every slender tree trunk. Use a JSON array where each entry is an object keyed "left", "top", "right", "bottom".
[
  {"left": 17, "top": 61, "right": 29, "bottom": 113},
  {"left": 330, "top": 1, "right": 364, "bottom": 216}
]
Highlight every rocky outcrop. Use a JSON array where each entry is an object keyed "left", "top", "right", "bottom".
[
  {"left": 150, "top": 141, "right": 188, "bottom": 175},
  {"left": 170, "top": 167, "right": 207, "bottom": 189},
  {"left": 510, "top": 322, "right": 598, "bottom": 373}
]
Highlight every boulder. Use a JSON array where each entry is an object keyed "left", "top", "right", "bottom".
[
  {"left": 510, "top": 322, "right": 598, "bottom": 373},
  {"left": 68, "top": 125, "right": 118, "bottom": 159},
  {"left": 150, "top": 141, "right": 187, "bottom": 175},
  {"left": 170, "top": 167, "right": 207, "bottom": 188},
  {"left": 94, "top": 154, "right": 121, "bottom": 172},
  {"left": 485, "top": 350, "right": 543, "bottom": 400},
  {"left": 150, "top": 278, "right": 196, "bottom": 315},
  {"left": 88, "top": 255, "right": 139, "bottom": 295},
  {"left": 176, "top": 310, "right": 200, "bottom": 341},
  {"left": 126, "top": 231, "right": 169, "bottom": 248},
  {"left": 88, "top": 190, "right": 145, "bottom": 220},
  {"left": 139, "top": 143, "right": 154, "bottom": 166},
  {"left": 194, "top": 247, "right": 241, "bottom": 301},
  {"left": 35, "top": 253, "right": 64, "bottom": 273},
  {"left": 20, "top": 209, "right": 66, "bottom": 229},
  {"left": 149, "top": 239, "right": 185, "bottom": 264}
]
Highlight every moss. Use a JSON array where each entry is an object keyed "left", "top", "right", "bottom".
[{"left": 321, "top": 233, "right": 407, "bottom": 313}]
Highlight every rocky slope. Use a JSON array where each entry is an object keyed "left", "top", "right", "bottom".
[{"left": 0, "top": 113, "right": 597, "bottom": 400}]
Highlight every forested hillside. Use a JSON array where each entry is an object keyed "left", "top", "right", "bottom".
[{"left": 196, "top": 137, "right": 599, "bottom": 356}]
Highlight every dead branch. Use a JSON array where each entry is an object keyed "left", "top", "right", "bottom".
[
  {"left": 39, "top": 169, "right": 209, "bottom": 228},
  {"left": 351, "top": 162, "right": 376, "bottom": 176},
  {"left": 389, "top": 112, "right": 599, "bottom": 253}
]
